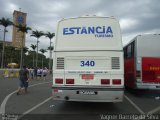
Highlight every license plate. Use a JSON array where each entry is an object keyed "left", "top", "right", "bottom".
[
  {"left": 81, "top": 74, "right": 94, "bottom": 80},
  {"left": 77, "top": 91, "right": 97, "bottom": 95}
]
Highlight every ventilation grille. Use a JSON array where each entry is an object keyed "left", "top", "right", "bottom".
[
  {"left": 56, "top": 57, "right": 64, "bottom": 69},
  {"left": 111, "top": 57, "right": 120, "bottom": 69}
]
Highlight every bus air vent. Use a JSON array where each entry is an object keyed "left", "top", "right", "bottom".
[
  {"left": 111, "top": 57, "right": 120, "bottom": 69},
  {"left": 56, "top": 57, "right": 64, "bottom": 69}
]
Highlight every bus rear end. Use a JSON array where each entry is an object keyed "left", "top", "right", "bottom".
[
  {"left": 136, "top": 57, "right": 160, "bottom": 89},
  {"left": 52, "top": 16, "right": 124, "bottom": 102},
  {"left": 135, "top": 35, "right": 160, "bottom": 89}
]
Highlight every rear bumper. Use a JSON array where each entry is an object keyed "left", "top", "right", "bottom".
[
  {"left": 52, "top": 86, "right": 124, "bottom": 102},
  {"left": 136, "top": 83, "right": 160, "bottom": 90}
]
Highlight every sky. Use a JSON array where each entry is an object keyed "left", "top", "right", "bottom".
[{"left": 0, "top": 0, "right": 160, "bottom": 57}]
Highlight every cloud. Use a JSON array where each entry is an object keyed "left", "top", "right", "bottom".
[
  {"left": 42, "top": 1, "right": 69, "bottom": 12},
  {"left": 5, "top": 3, "right": 19, "bottom": 13},
  {"left": 120, "top": 18, "right": 138, "bottom": 30},
  {"left": 0, "top": 0, "right": 160, "bottom": 56}
]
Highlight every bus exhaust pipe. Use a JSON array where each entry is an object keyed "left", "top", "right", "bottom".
[{"left": 65, "top": 96, "right": 69, "bottom": 101}]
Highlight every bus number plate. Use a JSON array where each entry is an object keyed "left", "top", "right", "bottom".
[
  {"left": 77, "top": 91, "right": 97, "bottom": 95},
  {"left": 82, "top": 74, "right": 94, "bottom": 80},
  {"left": 80, "top": 60, "right": 95, "bottom": 67}
]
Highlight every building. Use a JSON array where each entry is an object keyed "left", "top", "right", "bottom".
[{"left": 12, "top": 10, "right": 27, "bottom": 48}]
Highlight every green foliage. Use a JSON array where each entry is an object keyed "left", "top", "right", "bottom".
[
  {"left": 24, "top": 52, "right": 49, "bottom": 68},
  {"left": 0, "top": 17, "right": 55, "bottom": 68},
  {"left": 1, "top": 45, "right": 50, "bottom": 68},
  {"left": 1, "top": 46, "right": 20, "bottom": 67},
  {"left": 23, "top": 47, "right": 29, "bottom": 53},
  {"left": 0, "top": 43, "right": 2, "bottom": 51},
  {"left": 0, "top": 17, "right": 13, "bottom": 68},
  {"left": 39, "top": 49, "right": 47, "bottom": 54},
  {"left": 0, "top": 17, "right": 13, "bottom": 27},
  {"left": 15, "top": 24, "right": 31, "bottom": 33},
  {"left": 30, "top": 44, "right": 37, "bottom": 50},
  {"left": 48, "top": 46, "right": 54, "bottom": 51},
  {"left": 31, "top": 30, "right": 44, "bottom": 38},
  {"left": 45, "top": 32, "right": 55, "bottom": 39}
]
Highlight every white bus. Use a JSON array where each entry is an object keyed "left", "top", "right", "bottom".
[{"left": 52, "top": 16, "right": 124, "bottom": 102}]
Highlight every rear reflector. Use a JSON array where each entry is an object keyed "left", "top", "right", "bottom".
[
  {"left": 112, "top": 79, "right": 121, "bottom": 85},
  {"left": 66, "top": 79, "right": 74, "bottom": 84},
  {"left": 53, "top": 90, "right": 62, "bottom": 93},
  {"left": 101, "top": 79, "right": 110, "bottom": 85},
  {"left": 55, "top": 79, "right": 63, "bottom": 84}
]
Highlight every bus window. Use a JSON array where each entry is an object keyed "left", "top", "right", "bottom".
[
  {"left": 127, "top": 45, "right": 132, "bottom": 58},
  {"left": 126, "top": 42, "right": 134, "bottom": 58},
  {"left": 124, "top": 47, "right": 127, "bottom": 58}
]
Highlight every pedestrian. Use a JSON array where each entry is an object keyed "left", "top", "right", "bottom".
[
  {"left": 33, "top": 67, "right": 37, "bottom": 80},
  {"left": 16, "top": 65, "right": 29, "bottom": 95},
  {"left": 37, "top": 68, "right": 42, "bottom": 80},
  {"left": 42, "top": 67, "right": 48, "bottom": 80},
  {"left": 30, "top": 67, "right": 34, "bottom": 80}
]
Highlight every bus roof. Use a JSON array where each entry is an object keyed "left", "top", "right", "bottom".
[
  {"left": 59, "top": 16, "right": 117, "bottom": 22},
  {"left": 123, "top": 34, "right": 160, "bottom": 48},
  {"left": 136, "top": 34, "right": 160, "bottom": 57}
]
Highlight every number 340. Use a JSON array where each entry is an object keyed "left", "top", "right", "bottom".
[{"left": 80, "top": 61, "right": 95, "bottom": 67}]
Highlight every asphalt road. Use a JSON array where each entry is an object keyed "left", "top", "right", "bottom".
[{"left": 0, "top": 74, "right": 160, "bottom": 120}]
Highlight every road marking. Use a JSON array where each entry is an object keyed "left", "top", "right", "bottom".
[
  {"left": 0, "top": 92, "right": 16, "bottom": 115},
  {"left": 147, "top": 106, "right": 160, "bottom": 115},
  {"left": 124, "top": 95, "right": 145, "bottom": 114},
  {"left": 23, "top": 96, "right": 52, "bottom": 114},
  {"left": 18, "top": 96, "right": 52, "bottom": 119},
  {"left": 0, "top": 81, "right": 51, "bottom": 115}
]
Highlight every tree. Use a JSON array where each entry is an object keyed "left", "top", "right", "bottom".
[
  {"left": 47, "top": 46, "right": 54, "bottom": 61},
  {"left": 15, "top": 24, "right": 31, "bottom": 68},
  {"left": 39, "top": 49, "right": 47, "bottom": 68},
  {"left": 5, "top": 46, "right": 15, "bottom": 63},
  {"left": 47, "top": 46, "right": 54, "bottom": 73},
  {"left": 0, "top": 17, "right": 13, "bottom": 68},
  {"left": 30, "top": 44, "right": 37, "bottom": 67},
  {"left": 45, "top": 32, "right": 55, "bottom": 72},
  {"left": 23, "top": 46, "right": 29, "bottom": 54},
  {"left": 31, "top": 30, "right": 44, "bottom": 67},
  {"left": 13, "top": 48, "right": 21, "bottom": 65},
  {"left": 48, "top": 46, "right": 54, "bottom": 51}
]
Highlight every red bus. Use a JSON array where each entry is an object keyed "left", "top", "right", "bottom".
[{"left": 124, "top": 34, "right": 160, "bottom": 89}]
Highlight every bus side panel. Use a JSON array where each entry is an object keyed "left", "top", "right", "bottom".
[
  {"left": 124, "top": 58, "right": 135, "bottom": 88},
  {"left": 142, "top": 57, "right": 160, "bottom": 83}
]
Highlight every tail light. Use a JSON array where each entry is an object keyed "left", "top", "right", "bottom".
[
  {"left": 66, "top": 79, "right": 74, "bottom": 84},
  {"left": 55, "top": 78, "right": 63, "bottom": 84},
  {"left": 112, "top": 79, "right": 121, "bottom": 85},
  {"left": 136, "top": 70, "right": 141, "bottom": 79},
  {"left": 101, "top": 79, "right": 110, "bottom": 85}
]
